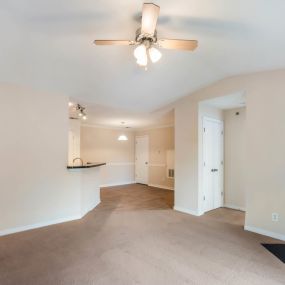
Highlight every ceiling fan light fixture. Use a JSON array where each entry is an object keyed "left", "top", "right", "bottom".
[
  {"left": 134, "top": 44, "right": 147, "bottom": 60},
  {"left": 118, "top": 134, "right": 128, "bottom": 141},
  {"left": 136, "top": 54, "right": 148, "bottom": 67},
  {"left": 149, "top": 47, "right": 162, "bottom": 63},
  {"left": 94, "top": 3, "right": 198, "bottom": 69}
]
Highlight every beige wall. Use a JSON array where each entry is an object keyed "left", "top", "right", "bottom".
[
  {"left": 224, "top": 107, "right": 246, "bottom": 210},
  {"left": 0, "top": 85, "right": 102, "bottom": 236},
  {"left": 68, "top": 119, "right": 81, "bottom": 165},
  {"left": 80, "top": 126, "right": 135, "bottom": 186},
  {"left": 81, "top": 126, "right": 175, "bottom": 189},
  {"left": 0, "top": 84, "right": 81, "bottom": 234},
  {"left": 136, "top": 127, "right": 175, "bottom": 190},
  {"left": 175, "top": 69, "right": 285, "bottom": 240}
]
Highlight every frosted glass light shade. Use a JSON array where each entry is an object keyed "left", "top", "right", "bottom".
[
  {"left": 149, "top": 47, "right": 162, "bottom": 63},
  {"left": 118, "top": 134, "right": 128, "bottom": 141},
  {"left": 136, "top": 54, "right": 148, "bottom": 67},
  {"left": 134, "top": 44, "right": 147, "bottom": 60}
]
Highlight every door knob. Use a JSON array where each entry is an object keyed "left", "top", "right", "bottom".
[
  {"left": 145, "top": 162, "right": 148, "bottom": 165},
  {"left": 211, "top": 169, "right": 218, "bottom": 172}
]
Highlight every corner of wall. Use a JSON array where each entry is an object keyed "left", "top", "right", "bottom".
[{"left": 173, "top": 206, "right": 203, "bottom": 217}]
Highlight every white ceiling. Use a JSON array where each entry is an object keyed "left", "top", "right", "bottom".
[
  {"left": 1, "top": 0, "right": 285, "bottom": 119},
  {"left": 70, "top": 102, "right": 174, "bottom": 129},
  {"left": 201, "top": 91, "right": 246, "bottom": 110}
]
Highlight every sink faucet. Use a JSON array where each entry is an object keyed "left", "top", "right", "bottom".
[{"left": 73, "top": 157, "right": 83, "bottom": 167}]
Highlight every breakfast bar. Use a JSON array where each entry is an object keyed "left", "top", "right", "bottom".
[{"left": 67, "top": 162, "right": 106, "bottom": 217}]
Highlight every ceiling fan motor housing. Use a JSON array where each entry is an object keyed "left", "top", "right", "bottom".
[{"left": 135, "top": 28, "right": 157, "bottom": 46}]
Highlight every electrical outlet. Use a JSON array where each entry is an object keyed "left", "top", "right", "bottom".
[{"left": 272, "top": 213, "right": 279, "bottom": 222}]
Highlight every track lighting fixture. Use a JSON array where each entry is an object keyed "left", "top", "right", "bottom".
[{"left": 69, "top": 102, "right": 88, "bottom": 121}]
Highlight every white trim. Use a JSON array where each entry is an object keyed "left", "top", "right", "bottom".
[
  {"left": 224, "top": 204, "right": 246, "bottom": 212},
  {"left": 149, "top": 184, "right": 174, "bottom": 190},
  {"left": 244, "top": 225, "right": 285, "bottom": 242},
  {"left": 174, "top": 206, "right": 203, "bottom": 216},
  {"left": 203, "top": 116, "right": 223, "bottom": 124},
  {"left": 100, "top": 181, "right": 136, "bottom": 188},
  {"left": 0, "top": 215, "right": 82, "bottom": 237}
]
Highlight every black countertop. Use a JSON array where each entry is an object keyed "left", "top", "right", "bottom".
[{"left": 67, "top": 162, "right": 106, "bottom": 169}]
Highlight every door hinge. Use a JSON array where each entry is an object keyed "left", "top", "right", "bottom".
[
  {"left": 203, "top": 195, "right": 206, "bottom": 201},
  {"left": 221, "top": 131, "right": 224, "bottom": 135},
  {"left": 204, "top": 128, "right": 206, "bottom": 132},
  {"left": 204, "top": 162, "right": 206, "bottom": 167},
  {"left": 221, "top": 191, "right": 223, "bottom": 196}
]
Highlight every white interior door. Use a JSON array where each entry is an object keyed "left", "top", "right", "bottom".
[
  {"left": 135, "top": 136, "right": 149, "bottom": 184},
  {"left": 203, "top": 118, "right": 224, "bottom": 212}
]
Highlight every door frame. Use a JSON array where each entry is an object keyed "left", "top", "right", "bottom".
[
  {"left": 202, "top": 116, "right": 224, "bottom": 212},
  {"left": 135, "top": 135, "right": 149, "bottom": 185}
]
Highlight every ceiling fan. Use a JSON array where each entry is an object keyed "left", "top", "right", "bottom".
[{"left": 94, "top": 3, "right": 198, "bottom": 69}]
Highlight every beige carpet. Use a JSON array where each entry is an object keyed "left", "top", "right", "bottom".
[{"left": 0, "top": 184, "right": 284, "bottom": 285}]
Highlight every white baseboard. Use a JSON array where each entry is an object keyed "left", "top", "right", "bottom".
[
  {"left": 0, "top": 214, "right": 82, "bottom": 237},
  {"left": 244, "top": 225, "right": 285, "bottom": 241},
  {"left": 81, "top": 199, "right": 101, "bottom": 217},
  {"left": 0, "top": 200, "right": 102, "bottom": 237},
  {"left": 174, "top": 206, "right": 203, "bottom": 216},
  {"left": 224, "top": 204, "right": 246, "bottom": 212},
  {"left": 148, "top": 184, "right": 174, "bottom": 191},
  {"left": 100, "top": 181, "right": 136, "bottom": 188}
]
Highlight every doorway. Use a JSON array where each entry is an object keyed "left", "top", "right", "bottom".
[
  {"left": 202, "top": 117, "right": 224, "bottom": 212},
  {"left": 135, "top": 135, "right": 149, "bottom": 185}
]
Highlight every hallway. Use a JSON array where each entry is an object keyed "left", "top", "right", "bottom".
[{"left": 98, "top": 184, "right": 174, "bottom": 211}]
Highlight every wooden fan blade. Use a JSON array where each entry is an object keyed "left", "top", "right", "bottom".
[
  {"left": 141, "top": 3, "right": 160, "bottom": 35},
  {"left": 158, "top": 39, "right": 198, "bottom": 51},
  {"left": 94, "top": 40, "right": 134, "bottom": 46}
]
